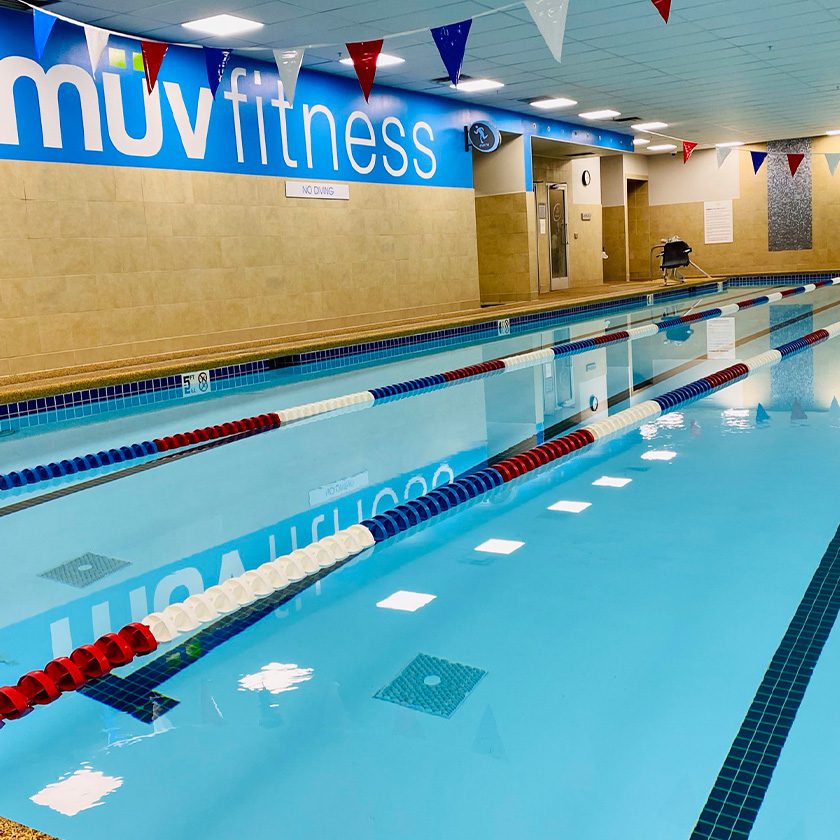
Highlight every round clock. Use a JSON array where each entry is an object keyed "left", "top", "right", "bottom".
[{"left": 582, "top": 169, "right": 592, "bottom": 187}]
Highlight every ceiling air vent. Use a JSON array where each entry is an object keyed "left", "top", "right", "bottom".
[{"left": 611, "top": 116, "right": 641, "bottom": 123}]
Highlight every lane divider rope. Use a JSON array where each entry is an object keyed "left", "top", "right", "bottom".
[
  {"left": 2, "top": 319, "right": 838, "bottom": 727},
  {"left": 2, "top": 280, "right": 837, "bottom": 497}
]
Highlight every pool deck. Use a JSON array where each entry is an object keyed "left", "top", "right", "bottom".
[
  {"left": 0, "top": 817, "right": 58, "bottom": 839},
  {"left": 0, "top": 277, "right": 728, "bottom": 405}
]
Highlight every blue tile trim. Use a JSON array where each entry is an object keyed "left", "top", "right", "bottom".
[
  {"left": 1, "top": 273, "right": 834, "bottom": 433},
  {"left": 691, "top": 524, "right": 840, "bottom": 839}
]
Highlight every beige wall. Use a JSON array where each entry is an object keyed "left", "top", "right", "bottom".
[
  {"left": 628, "top": 140, "right": 840, "bottom": 277},
  {"left": 475, "top": 192, "right": 535, "bottom": 303},
  {"left": 0, "top": 160, "right": 480, "bottom": 378},
  {"left": 602, "top": 205, "right": 626, "bottom": 282},
  {"left": 627, "top": 179, "right": 651, "bottom": 280}
]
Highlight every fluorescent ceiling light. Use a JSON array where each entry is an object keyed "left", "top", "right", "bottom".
[
  {"left": 340, "top": 53, "right": 405, "bottom": 68},
  {"left": 531, "top": 97, "right": 578, "bottom": 110},
  {"left": 716, "top": 141, "right": 744, "bottom": 148},
  {"left": 579, "top": 109, "right": 621, "bottom": 120},
  {"left": 648, "top": 144, "right": 677, "bottom": 152},
  {"left": 182, "top": 13, "right": 263, "bottom": 36},
  {"left": 592, "top": 476, "right": 632, "bottom": 488},
  {"left": 633, "top": 138, "right": 650, "bottom": 146},
  {"left": 548, "top": 501, "right": 592, "bottom": 513},
  {"left": 827, "top": 130, "right": 840, "bottom": 136},
  {"left": 474, "top": 538, "right": 523, "bottom": 555},
  {"left": 642, "top": 449, "right": 677, "bottom": 461},
  {"left": 376, "top": 591, "right": 436, "bottom": 612},
  {"left": 451, "top": 78, "right": 504, "bottom": 92},
  {"left": 632, "top": 121, "right": 668, "bottom": 131}
]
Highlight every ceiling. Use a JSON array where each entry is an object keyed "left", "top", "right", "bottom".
[{"left": 35, "top": 0, "right": 840, "bottom": 148}]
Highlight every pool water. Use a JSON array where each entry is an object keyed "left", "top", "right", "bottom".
[{"left": 2, "top": 284, "right": 840, "bottom": 840}]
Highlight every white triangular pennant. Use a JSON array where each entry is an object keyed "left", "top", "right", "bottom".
[
  {"left": 525, "top": 0, "right": 570, "bottom": 63},
  {"left": 84, "top": 25, "right": 109, "bottom": 74},
  {"left": 716, "top": 146, "right": 732, "bottom": 168},
  {"left": 273, "top": 48, "right": 304, "bottom": 106},
  {"left": 826, "top": 153, "right": 840, "bottom": 176}
]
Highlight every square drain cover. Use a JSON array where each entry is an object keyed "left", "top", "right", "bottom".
[
  {"left": 375, "top": 653, "right": 486, "bottom": 718},
  {"left": 39, "top": 553, "right": 130, "bottom": 589}
]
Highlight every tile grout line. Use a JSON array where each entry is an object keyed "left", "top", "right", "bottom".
[{"left": 691, "top": 528, "right": 840, "bottom": 838}]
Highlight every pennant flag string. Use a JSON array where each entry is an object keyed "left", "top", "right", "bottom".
[
  {"left": 525, "top": 0, "right": 570, "bottom": 63},
  {"left": 751, "top": 150, "right": 768, "bottom": 174},
  {"left": 32, "top": 7, "right": 56, "bottom": 60},
  {"left": 430, "top": 19, "right": 472, "bottom": 86},
  {"left": 651, "top": 0, "right": 672, "bottom": 23},
  {"left": 346, "top": 39, "right": 383, "bottom": 102},
  {"left": 140, "top": 40, "right": 169, "bottom": 94},
  {"left": 682, "top": 140, "right": 697, "bottom": 164},
  {"left": 83, "top": 25, "right": 109, "bottom": 74},
  {"left": 716, "top": 146, "right": 732, "bottom": 168},
  {"left": 826, "top": 153, "right": 840, "bottom": 176},
  {"left": 273, "top": 48, "right": 305, "bottom": 106},
  {"left": 787, "top": 153, "right": 805, "bottom": 177},
  {"left": 204, "top": 47, "right": 232, "bottom": 98}
]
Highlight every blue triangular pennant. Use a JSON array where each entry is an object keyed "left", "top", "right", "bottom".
[
  {"left": 827, "top": 154, "right": 840, "bottom": 176},
  {"left": 791, "top": 399, "right": 807, "bottom": 421},
  {"left": 32, "top": 8, "right": 57, "bottom": 61},
  {"left": 751, "top": 150, "right": 768, "bottom": 174},
  {"left": 756, "top": 403, "right": 770, "bottom": 423},
  {"left": 203, "top": 47, "right": 232, "bottom": 98},
  {"left": 430, "top": 19, "right": 472, "bottom": 87}
]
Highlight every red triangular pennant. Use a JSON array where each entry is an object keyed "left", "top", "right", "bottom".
[
  {"left": 140, "top": 40, "right": 169, "bottom": 94},
  {"left": 345, "top": 39, "right": 383, "bottom": 102},
  {"left": 683, "top": 141, "right": 698, "bottom": 164},
  {"left": 651, "top": 0, "right": 671, "bottom": 23},
  {"left": 788, "top": 153, "right": 805, "bottom": 176}
]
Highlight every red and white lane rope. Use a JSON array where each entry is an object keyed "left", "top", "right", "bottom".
[{"left": 1, "top": 319, "right": 837, "bottom": 726}]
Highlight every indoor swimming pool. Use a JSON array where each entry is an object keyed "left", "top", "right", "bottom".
[{"left": 2, "top": 280, "right": 840, "bottom": 840}]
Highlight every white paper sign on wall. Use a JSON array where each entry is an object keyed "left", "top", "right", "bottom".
[
  {"left": 707, "top": 317, "right": 737, "bottom": 359},
  {"left": 285, "top": 181, "right": 350, "bottom": 200},
  {"left": 704, "top": 199, "right": 734, "bottom": 244}
]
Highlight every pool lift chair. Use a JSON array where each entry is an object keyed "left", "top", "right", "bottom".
[{"left": 650, "top": 237, "right": 711, "bottom": 285}]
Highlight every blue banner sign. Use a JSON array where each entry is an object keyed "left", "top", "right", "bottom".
[{"left": 0, "top": 8, "right": 631, "bottom": 189}]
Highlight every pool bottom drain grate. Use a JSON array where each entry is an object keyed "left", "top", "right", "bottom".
[
  {"left": 38, "top": 553, "right": 131, "bottom": 588},
  {"left": 374, "top": 653, "right": 486, "bottom": 718}
]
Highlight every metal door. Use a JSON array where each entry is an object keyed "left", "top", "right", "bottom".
[{"left": 547, "top": 184, "right": 569, "bottom": 290}]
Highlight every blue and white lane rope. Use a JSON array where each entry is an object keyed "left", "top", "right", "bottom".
[
  {"left": 1, "top": 278, "right": 838, "bottom": 496},
  {"left": 3, "top": 319, "right": 838, "bottom": 725}
]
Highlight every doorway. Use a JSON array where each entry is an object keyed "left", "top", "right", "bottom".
[
  {"left": 626, "top": 178, "right": 651, "bottom": 280},
  {"left": 547, "top": 183, "right": 569, "bottom": 290}
]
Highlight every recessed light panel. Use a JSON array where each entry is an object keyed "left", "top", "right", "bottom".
[
  {"left": 531, "top": 97, "right": 577, "bottom": 109},
  {"left": 452, "top": 78, "right": 504, "bottom": 92},
  {"left": 340, "top": 53, "right": 405, "bottom": 67},
  {"left": 182, "top": 14, "right": 263, "bottom": 36},
  {"left": 579, "top": 109, "right": 621, "bottom": 120},
  {"left": 631, "top": 122, "right": 668, "bottom": 131}
]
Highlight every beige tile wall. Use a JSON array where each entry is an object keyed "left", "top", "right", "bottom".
[
  {"left": 636, "top": 142, "right": 840, "bottom": 277},
  {"left": 0, "top": 160, "right": 481, "bottom": 377},
  {"left": 602, "top": 205, "right": 627, "bottom": 282},
  {"left": 627, "top": 179, "right": 651, "bottom": 280},
  {"left": 474, "top": 192, "right": 536, "bottom": 303}
]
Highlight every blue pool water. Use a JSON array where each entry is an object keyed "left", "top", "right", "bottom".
[{"left": 2, "top": 284, "right": 840, "bottom": 839}]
